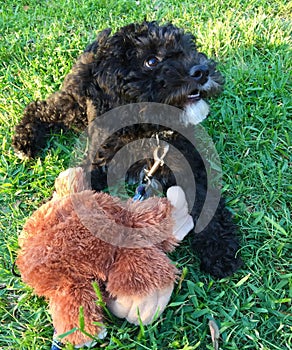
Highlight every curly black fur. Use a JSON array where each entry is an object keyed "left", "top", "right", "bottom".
[{"left": 13, "top": 21, "right": 242, "bottom": 278}]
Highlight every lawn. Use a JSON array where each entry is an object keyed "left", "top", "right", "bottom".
[{"left": 0, "top": 0, "right": 291, "bottom": 349}]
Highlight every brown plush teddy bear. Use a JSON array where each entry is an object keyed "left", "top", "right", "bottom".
[{"left": 16, "top": 167, "right": 193, "bottom": 348}]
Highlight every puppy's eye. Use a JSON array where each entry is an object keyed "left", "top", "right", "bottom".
[{"left": 145, "top": 56, "right": 160, "bottom": 68}]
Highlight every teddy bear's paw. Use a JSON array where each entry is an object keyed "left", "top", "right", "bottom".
[
  {"left": 166, "top": 186, "right": 194, "bottom": 241},
  {"left": 52, "top": 327, "right": 107, "bottom": 349},
  {"left": 74, "top": 340, "right": 97, "bottom": 349},
  {"left": 107, "top": 284, "right": 174, "bottom": 325},
  {"left": 73, "top": 328, "right": 107, "bottom": 348}
]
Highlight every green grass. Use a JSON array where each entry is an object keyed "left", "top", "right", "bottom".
[{"left": 0, "top": 0, "right": 291, "bottom": 349}]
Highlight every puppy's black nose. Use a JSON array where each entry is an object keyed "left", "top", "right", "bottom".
[{"left": 190, "top": 65, "right": 209, "bottom": 84}]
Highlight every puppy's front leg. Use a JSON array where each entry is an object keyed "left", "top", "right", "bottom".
[
  {"left": 13, "top": 90, "right": 88, "bottom": 159},
  {"left": 13, "top": 51, "right": 99, "bottom": 159}
]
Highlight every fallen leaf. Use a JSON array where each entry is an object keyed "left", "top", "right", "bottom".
[{"left": 209, "top": 319, "right": 220, "bottom": 350}]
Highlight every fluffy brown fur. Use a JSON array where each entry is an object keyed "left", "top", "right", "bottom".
[{"left": 17, "top": 168, "right": 181, "bottom": 345}]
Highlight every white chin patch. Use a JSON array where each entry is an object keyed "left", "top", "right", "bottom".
[{"left": 180, "top": 100, "right": 210, "bottom": 126}]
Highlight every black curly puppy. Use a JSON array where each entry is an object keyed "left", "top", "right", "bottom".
[{"left": 13, "top": 21, "right": 242, "bottom": 278}]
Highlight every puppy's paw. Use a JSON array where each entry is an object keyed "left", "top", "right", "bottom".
[
  {"left": 12, "top": 134, "right": 34, "bottom": 160},
  {"left": 107, "top": 284, "right": 174, "bottom": 325}
]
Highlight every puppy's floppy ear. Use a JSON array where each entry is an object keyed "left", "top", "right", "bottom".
[{"left": 84, "top": 28, "right": 111, "bottom": 53}]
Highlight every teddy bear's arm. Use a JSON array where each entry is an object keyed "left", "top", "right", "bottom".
[
  {"left": 166, "top": 186, "right": 194, "bottom": 241},
  {"left": 107, "top": 285, "right": 173, "bottom": 325},
  {"left": 106, "top": 246, "right": 177, "bottom": 325}
]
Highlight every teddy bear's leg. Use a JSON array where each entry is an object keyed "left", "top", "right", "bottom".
[
  {"left": 49, "top": 281, "right": 106, "bottom": 347},
  {"left": 106, "top": 247, "right": 177, "bottom": 325}
]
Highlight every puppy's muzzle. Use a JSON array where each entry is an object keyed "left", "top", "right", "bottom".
[{"left": 190, "top": 65, "right": 209, "bottom": 85}]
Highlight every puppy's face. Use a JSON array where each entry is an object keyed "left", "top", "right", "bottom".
[{"left": 92, "top": 22, "right": 224, "bottom": 124}]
